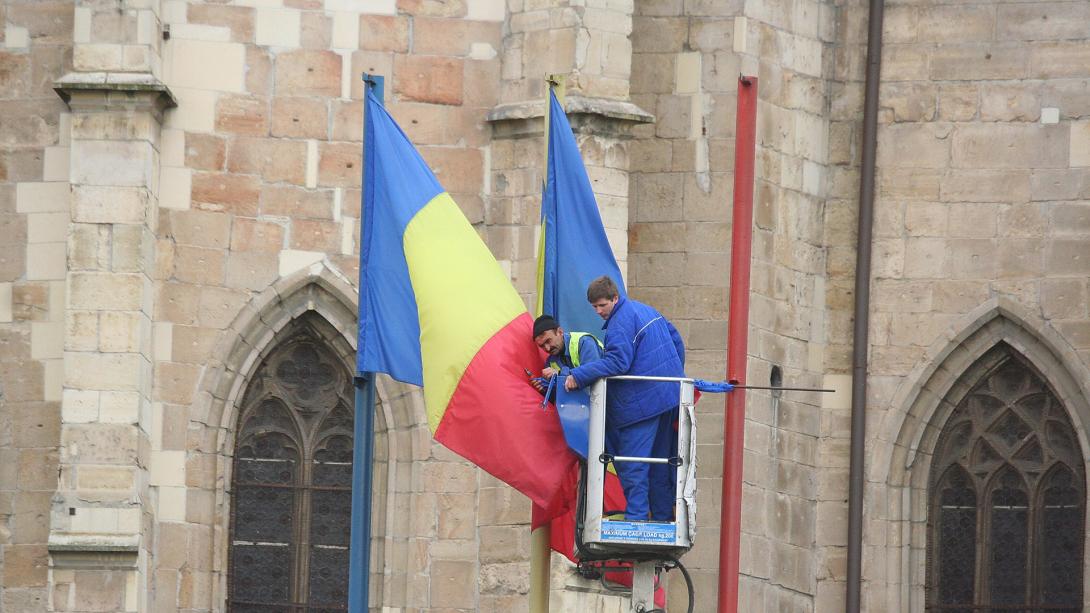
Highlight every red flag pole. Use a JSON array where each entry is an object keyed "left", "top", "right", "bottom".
[{"left": 717, "top": 75, "right": 758, "bottom": 613}]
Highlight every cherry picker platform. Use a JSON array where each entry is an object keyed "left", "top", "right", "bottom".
[
  {"left": 557, "top": 375, "right": 699, "bottom": 612},
  {"left": 556, "top": 374, "right": 831, "bottom": 612}
]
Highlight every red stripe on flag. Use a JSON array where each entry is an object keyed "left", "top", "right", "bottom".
[{"left": 435, "top": 312, "right": 579, "bottom": 514}]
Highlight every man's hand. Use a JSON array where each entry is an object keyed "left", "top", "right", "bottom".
[
  {"left": 531, "top": 378, "right": 545, "bottom": 393},
  {"left": 542, "top": 367, "right": 558, "bottom": 379},
  {"left": 564, "top": 375, "right": 578, "bottom": 392}
]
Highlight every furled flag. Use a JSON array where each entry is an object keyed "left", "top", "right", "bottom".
[
  {"left": 537, "top": 91, "right": 627, "bottom": 338},
  {"left": 534, "top": 91, "right": 630, "bottom": 559},
  {"left": 357, "top": 90, "right": 577, "bottom": 515}
]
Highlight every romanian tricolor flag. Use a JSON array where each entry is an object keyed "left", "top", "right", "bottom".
[
  {"left": 535, "top": 91, "right": 630, "bottom": 560},
  {"left": 357, "top": 90, "right": 577, "bottom": 514}
]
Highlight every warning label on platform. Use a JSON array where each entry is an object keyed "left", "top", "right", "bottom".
[{"left": 600, "top": 521, "right": 677, "bottom": 544}]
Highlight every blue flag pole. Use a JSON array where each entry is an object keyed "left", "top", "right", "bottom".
[{"left": 349, "top": 73, "right": 384, "bottom": 613}]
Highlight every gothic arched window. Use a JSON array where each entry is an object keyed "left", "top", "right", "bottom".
[
  {"left": 228, "top": 317, "right": 355, "bottom": 612},
  {"left": 927, "top": 349, "right": 1085, "bottom": 612}
]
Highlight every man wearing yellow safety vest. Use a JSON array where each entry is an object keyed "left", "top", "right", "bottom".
[{"left": 531, "top": 314, "right": 603, "bottom": 400}]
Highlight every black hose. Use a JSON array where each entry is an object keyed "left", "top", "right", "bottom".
[{"left": 665, "top": 556, "right": 695, "bottom": 613}]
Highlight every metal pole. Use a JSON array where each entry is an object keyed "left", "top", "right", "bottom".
[
  {"left": 529, "top": 72, "right": 565, "bottom": 613},
  {"left": 847, "top": 0, "right": 885, "bottom": 607},
  {"left": 630, "top": 561, "right": 657, "bottom": 613},
  {"left": 348, "top": 374, "right": 376, "bottom": 612},
  {"left": 348, "top": 73, "right": 383, "bottom": 613},
  {"left": 717, "top": 75, "right": 758, "bottom": 613}
]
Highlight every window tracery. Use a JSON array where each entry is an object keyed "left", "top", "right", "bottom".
[
  {"left": 927, "top": 349, "right": 1085, "bottom": 612},
  {"left": 228, "top": 320, "right": 354, "bottom": 612}
]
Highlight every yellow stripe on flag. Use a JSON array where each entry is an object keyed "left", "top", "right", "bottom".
[
  {"left": 404, "top": 192, "right": 528, "bottom": 433},
  {"left": 535, "top": 222, "right": 546, "bottom": 317}
]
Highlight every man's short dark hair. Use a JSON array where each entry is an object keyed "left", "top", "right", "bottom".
[
  {"left": 533, "top": 315, "right": 560, "bottom": 338},
  {"left": 587, "top": 276, "right": 619, "bottom": 303}
]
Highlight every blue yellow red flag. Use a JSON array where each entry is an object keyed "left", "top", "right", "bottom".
[{"left": 357, "top": 90, "right": 577, "bottom": 514}]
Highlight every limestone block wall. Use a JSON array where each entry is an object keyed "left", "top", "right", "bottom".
[
  {"left": 499, "top": 0, "right": 633, "bottom": 104},
  {"left": 147, "top": 1, "right": 521, "bottom": 611},
  {"left": 0, "top": 1, "right": 71, "bottom": 609},
  {"left": 488, "top": 0, "right": 644, "bottom": 309},
  {"left": 858, "top": 0, "right": 1090, "bottom": 609},
  {"left": 628, "top": 0, "right": 838, "bottom": 610}
]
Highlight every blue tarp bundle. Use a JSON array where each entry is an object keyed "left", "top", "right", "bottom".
[{"left": 693, "top": 380, "right": 735, "bottom": 393}]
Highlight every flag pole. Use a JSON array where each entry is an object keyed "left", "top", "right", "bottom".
[
  {"left": 528, "top": 72, "right": 566, "bottom": 613},
  {"left": 349, "top": 73, "right": 384, "bottom": 613}
]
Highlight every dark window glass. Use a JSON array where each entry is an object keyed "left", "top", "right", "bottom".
[
  {"left": 936, "top": 466, "right": 976, "bottom": 607},
  {"left": 926, "top": 347, "right": 1085, "bottom": 612},
  {"left": 1040, "top": 467, "right": 1083, "bottom": 608},
  {"left": 987, "top": 469, "right": 1028, "bottom": 606},
  {"left": 229, "top": 318, "right": 354, "bottom": 612}
]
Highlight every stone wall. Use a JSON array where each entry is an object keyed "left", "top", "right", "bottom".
[
  {"left": 2, "top": 0, "right": 1089, "bottom": 611},
  {"left": 0, "top": 1, "right": 71, "bottom": 610},
  {"left": 860, "top": 0, "right": 1090, "bottom": 609},
  {"left": 149, "top": 1, "right": 510, "bottom": 611},
  {"left": 627, "top": 0, "right": 838, "bottom": 609}
]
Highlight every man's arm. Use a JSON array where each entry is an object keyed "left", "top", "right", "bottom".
[
  {"left": 666, "top": 318, "right": 685, "bottom": 367},
  {"left": 570, "top": 322, "right": 634, "bottom": 388},
  {"left": 578, "top": 334, "right": 604, "bottom": 364}
]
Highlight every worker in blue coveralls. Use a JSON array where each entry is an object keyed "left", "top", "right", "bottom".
[
  {"left": 530, "top": 314, "right": 603, "bottom": 400},
  {"left": 564, "top": 275, "right": 686, "bottom": 522}
]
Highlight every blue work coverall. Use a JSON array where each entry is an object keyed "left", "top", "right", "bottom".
[{"left": 569, "top": 296, "right": 686, "bottom": 521}]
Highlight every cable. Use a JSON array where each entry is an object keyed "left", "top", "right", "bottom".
[{"left": 667, "top": 556, "right": 695, "bottom": 613}]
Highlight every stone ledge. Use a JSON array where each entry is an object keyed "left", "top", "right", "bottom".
[
  {"left": 54, "top": 71, "right": 178, "bottom": 113},
  {"left": 488, "top": 96, "right": 654, "bottom": 139},
  {"left": 49, "top": 534, "right": 140, "bottom": 570}
]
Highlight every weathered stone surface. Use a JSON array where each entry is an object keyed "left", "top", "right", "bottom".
[
  {"left": 184, "top": 134, "right": 228, "bottom": 171},
  {"left": 173, "top": 245, "right": 226, "bottom": 285},
  {"left": 300, "top": 12, "right": 332, "bottom": 49},
  {"left": 931, "top": 45, "right": 1028, "bottom": 81},
  {"left": 394, "top": 55, "right": 465, "bottom": 105},
  {"left": 317, "top": 142, "right": 363, "bottom": 188},
  {"left": 231, "top": 217, "right": 286, "bottom": 252},
  {"left": 225, "top": 251, "right": 278, "bottom": 291},
  {"left": 260, "top": 185, "right": 333, "bottom": 218},
  {"left": 951, "top": 124, "right": 1068, "bottom": 169},
  {"left": 226, "top": 137, "right": 307, "bottom": 185},
  {"left": 270, "top": 97, "right": 328, "bottom": 139},
  {"left": 187, "top": 4, "right": 255, "bottom": 43},
  {"left": 274, "top": 50, "right": 342, "bottom": 97},
  {"left": 418, "top": 146, "right": 482, "bottom": 194},
  {"left": 360, "top": 15, "right": 409, "bottom": 52},
  {"left": 430, "top": 560, "right": 476, "bottom": 608},
  {"left": 214, "top": 95, "right": 269, "bottom": 136},
  {"left": 170, "top": 210, "right": 231, "bottom": 249},
  {"left": 191, "top": 172, "right": 261, "bottom": 216},
  {"left": 290, "top": 219, "right": 341, "bottom": 252},
  {"left": 398, "top": 0, "right": 467, "bottom": 18},
  {"left": 3, "top": 545, "right": 48, "bottom": 588}
]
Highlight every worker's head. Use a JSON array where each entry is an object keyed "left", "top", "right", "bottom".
[
  {"left": 532, "top": 315, "right": 565, "bottom": 355},
  {"left": 587, "top": 276, "right": 620, "bottom": 320}
]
